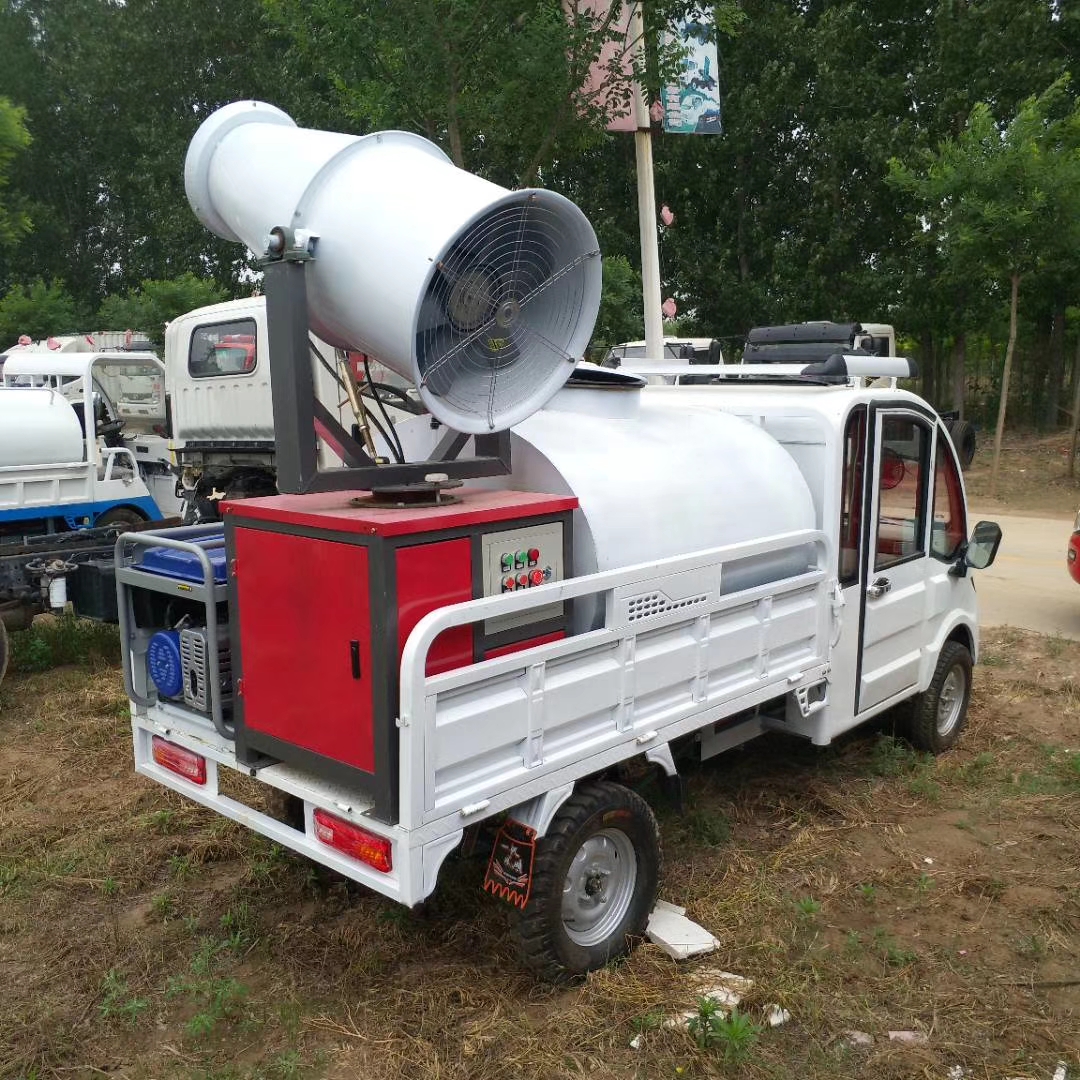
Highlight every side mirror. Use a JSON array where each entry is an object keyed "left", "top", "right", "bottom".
[{"left": 965, "top": 520, "right": 1002, "bottom": 570}]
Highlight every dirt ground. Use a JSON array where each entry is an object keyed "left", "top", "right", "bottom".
[{"left": 0, "top": 436, "right": 1078, "bottom": 1080}]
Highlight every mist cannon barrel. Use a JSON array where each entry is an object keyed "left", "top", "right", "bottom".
[{"left": 185, "top": 101, "right": 602, "bottom": 435}]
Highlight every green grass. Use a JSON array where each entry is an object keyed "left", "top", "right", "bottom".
[{"left": 8, "top": 616, "right": 120, "bottom": 674}]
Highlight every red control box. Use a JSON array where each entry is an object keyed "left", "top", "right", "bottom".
[{"left": 224, "top": 488, "right": 576, "bottom": 822}]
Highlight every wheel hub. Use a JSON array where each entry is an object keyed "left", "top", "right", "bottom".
[
  {"left": 936, "top": 665, "right": 967, "bottom": 736},
  {"left": 561, "top": 829, "right": 637, "bottom": 947}
]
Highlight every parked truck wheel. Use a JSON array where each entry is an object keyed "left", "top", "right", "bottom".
[
  {"left": 902, "top": 640, "right": 972, "bottom": 754},
  {"left": 95, "top": 505, "right": 147, "bottom": 528},
  {"left": 515, "top": 780, "right": 661, "bottom": 983}
]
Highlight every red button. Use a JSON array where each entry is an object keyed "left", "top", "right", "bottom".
[
  {"left": 517, "top": 573, "right": 528, "bottom": 587},
  {"left": 530, "top": 569, "right": 544, "bottom": 586},
  {"left": 528, "top": 547, "right": 540, "bottom": 565},
  {"left": 502, "top": 577, "right": 516, "bottom": 591}
]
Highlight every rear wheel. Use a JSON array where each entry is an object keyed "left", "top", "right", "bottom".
[
  {"left": 95, "top": 505, "right": 146, "bottom": 529},
  {"left": 902, "top": 640, "right": 972, "bottom": 754},
  {"left": 514, "top": 780, "right": 661, "bottom": 983}
]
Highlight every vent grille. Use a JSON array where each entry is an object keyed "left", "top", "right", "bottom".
[{"left": 627, "top": 591, "right": 709, "bottom": 622}]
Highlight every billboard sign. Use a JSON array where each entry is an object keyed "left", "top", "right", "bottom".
[{"left": 662, "top": 9, "right": 722, "bottom": 134}]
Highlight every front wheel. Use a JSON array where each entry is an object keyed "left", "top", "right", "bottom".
[
  {"left": 514, "top": 780, "right": 661, "bottom": 983},
  {"left": 94, "top": 505, "right": 147, "bottom": 529},
  {"left": 902, "top": 640, "right": 972, "bottom": 754}
]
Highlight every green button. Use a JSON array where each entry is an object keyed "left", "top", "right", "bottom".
[
  {"left": 515, "top": 551, "right": 527, "bottom": 568},
  {"left": 500, "top": 553, "right": 513, "bottom": 571}
]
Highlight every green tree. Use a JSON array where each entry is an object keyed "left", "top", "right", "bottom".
[
  {"left": 0, "top": 96, "right": 30, "bottom": 245},
  {"left": 97, "top": 273, "right": 228, "bottom": 348},
  {"left": 0, "top": 279, "right": 86, "bottom": 343},
  {"left": 590, "top": 255, "right": 643, "bottom": 357},
  {"left": 890, "top": 80, "right": 1080, "bottom": 494}
]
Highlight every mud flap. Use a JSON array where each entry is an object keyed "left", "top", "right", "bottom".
[{"left": 483, "top": 818, "right": 537, "bottom": 909}]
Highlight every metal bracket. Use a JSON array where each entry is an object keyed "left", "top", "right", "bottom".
[
  {"left": 261, "top": 236, "right": 512, "bottom": 495},
  {"left": 794, "top": 680, "right": 829, "bottom": 719}
]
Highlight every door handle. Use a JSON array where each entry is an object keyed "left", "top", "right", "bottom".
[{"left": 867, "top": 576, "right": 891, "bottom": 599}]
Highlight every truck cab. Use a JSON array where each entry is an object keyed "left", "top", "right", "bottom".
[{"left": 165, "top": 296, "right": 419, "bottom": 521}]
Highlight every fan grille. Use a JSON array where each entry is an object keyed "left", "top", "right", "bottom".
[{"left": 416, "top": 192, "right": 599, "bottom": 431}]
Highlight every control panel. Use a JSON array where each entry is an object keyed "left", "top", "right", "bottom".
[{"left": 481, "top": 522, "right": 565, "bottom": 633}]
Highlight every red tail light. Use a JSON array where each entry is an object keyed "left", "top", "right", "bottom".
[
  {"left": 312, "top": 808, "right": 392, "bottom": 873},
  {"left": 151, "top": 735, "right": 207, "bottom": 785}
]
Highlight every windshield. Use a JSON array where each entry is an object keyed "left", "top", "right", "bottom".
[{"left": 92, "top": 358, "right": 165, "bottom": 432}]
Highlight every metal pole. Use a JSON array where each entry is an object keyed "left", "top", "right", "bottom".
[{"left": 630, "top": 2, "right": 663, "bottom": 362}]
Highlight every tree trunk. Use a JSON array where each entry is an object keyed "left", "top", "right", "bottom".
[
  {"left": 952, "top": 332, "right": 966, "bottom": 419},
  {"left": 1043, "top": 304, "right": 1066, "bottom": 430},
  {"left": 1068, "top": 333, "right": 1080, "bottom": 480},
  {"left": 920, "top": 330, "right": 936, "bottom": 406},
  {"left": 989, "top": 273, "right": 1021, "bottom": 498}
]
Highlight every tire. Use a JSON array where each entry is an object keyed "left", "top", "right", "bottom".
[
  {"left": 948, "top": 419, "right": 977, "bottom": 469},
  {"left": 94, "top": 505, "right": 147, "bottom": 528},
  {"left": 514, "top": 780, "right": 661, "bottom": 983},
  {"left": 902, "top": 640, "right": 972, "bottom": 754},
  {"left": 0, "top": 619, "right": 9, "bottom": 687}
]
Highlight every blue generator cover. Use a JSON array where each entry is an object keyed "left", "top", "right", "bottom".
[
  {"left": 139, "top": 534, "right": 228, "bottom": 585},
  {"left": 147, "top": 630, "right": 183, "bottom": 698}
]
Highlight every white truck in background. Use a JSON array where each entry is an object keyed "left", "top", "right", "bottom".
[
  {"left": 164, "top": 296, "right": 421, "bottom": 522},
  {"left": 0, "top": 351, "right": 180, "bottom": 676}
]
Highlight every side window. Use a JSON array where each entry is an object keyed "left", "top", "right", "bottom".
[
  {"left": 931, "top": 427, "right": 967, "bottom": 560},
  {"left": 875, "top": 415, "right": 930, "bottom": 571},
  {"left": 838, "top": 406, "right": 867, "bottom": 585},
  {"left": 188, "top": 318, "right": 258, "bottom": 379}
]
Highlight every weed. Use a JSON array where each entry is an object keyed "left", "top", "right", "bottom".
[
  {"left": 0, "top": 863, "right": 20, "bottom": 893},
  {"left": 795, "top": 896, "right": 822, "bottom": 918},
  {"left": 844, "top": 930, "right": 862, "bottom": 955},
  {"left": 1015, "top": 933, "right": 1049, "bottom": 960},
  {"left": 272, "top": 1051, "right": 304, "bottom": 1080},
  {"left": 167, "top": 937, "right": 248, "bottom": 1039},
  {"left": 100, "top": 875, "right": 119, "bottom": 897},
  {"left": 220, "top": 901, "right": 256, "bottom": 953},
  {"left": 858, "top": 883, "right": 877, "bottom": 904},
  {"left": 916, "top": 872, "right": 936, "bottom": 894},
  {"left": 9, "top": 617, "right": 120, "bottom": 674},
  {"left": 633, "top": 1010, "right": 666, "bottom": 1033},
  {"left": 957, "top": 752, "right": 996, "bottom": 784},
  {"left": 99, "top": 969, "right": 149, "bottom": 1024},
  {"left": 168, "top": 853, "right": 195, "bottom": 882},
  {"left": 687, "top": 1000, "right": 762, "bottom": 1063},
  {"left": 685, "top": 807, "right": 733, "bottom": 847},
  {"left": 873, "top": 927, "right": 916, "bottom": 966},
  {"left": 907, "top": 775, "right": 942, "bottom": 802},
  {"left": 144, "top": 809, "right": 176, "bottom": 833},
  {"left": 151, "top": 891, "right": 176, "bottom": 919},
  {"left": 869, "top": 736, "right": 925, "bottom": 778},
  {"left": 1045, "top": 633, "right": 1068, "bottom": 658}
]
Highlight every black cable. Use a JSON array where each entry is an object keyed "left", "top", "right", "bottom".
[
  {"left": 307, "top": 339, "right": 404, "bottom": 464},
  {"left": 363, "top": 354, "right": 405, "bottom": 464}
]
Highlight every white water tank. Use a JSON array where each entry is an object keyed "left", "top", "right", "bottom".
[
  {"left": 0, "top": 388, "right": 85, "bottom": 467},
  {"left": 392, "top": 373, "right": 817, "bottom": 627}
]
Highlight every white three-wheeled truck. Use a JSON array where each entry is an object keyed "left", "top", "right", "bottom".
[{"left": 116, "top": 103, "right": 1002, "bottom": 982}]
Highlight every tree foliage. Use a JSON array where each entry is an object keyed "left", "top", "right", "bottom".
[
  {"left": 0, "top": 279, "right": 85, "bottom": 343},
  {"left": 97, "top": 273, "right": 229, "bottom": 348},
  {"left": 0, "top": 0, "right": 1075, "bottom": 434}
]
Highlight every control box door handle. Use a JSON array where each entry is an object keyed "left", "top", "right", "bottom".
[
  {"left": 867, "top": 576, "right": 891, "bottom": 599},
  {"left": 350, "top": 640, "right": 362, "bottom": 679}
]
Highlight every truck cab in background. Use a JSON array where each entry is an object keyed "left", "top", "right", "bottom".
[{"left": 165, "top": 296, "right": 420, "bottom": 523}]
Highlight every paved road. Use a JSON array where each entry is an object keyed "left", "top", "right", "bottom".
[{"left": 968, "top": 508, "right": 1080, "bottom": 638}]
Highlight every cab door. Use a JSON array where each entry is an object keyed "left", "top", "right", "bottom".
[{"left": 857, "top": 408, "right": 936, "bottom": 713}]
